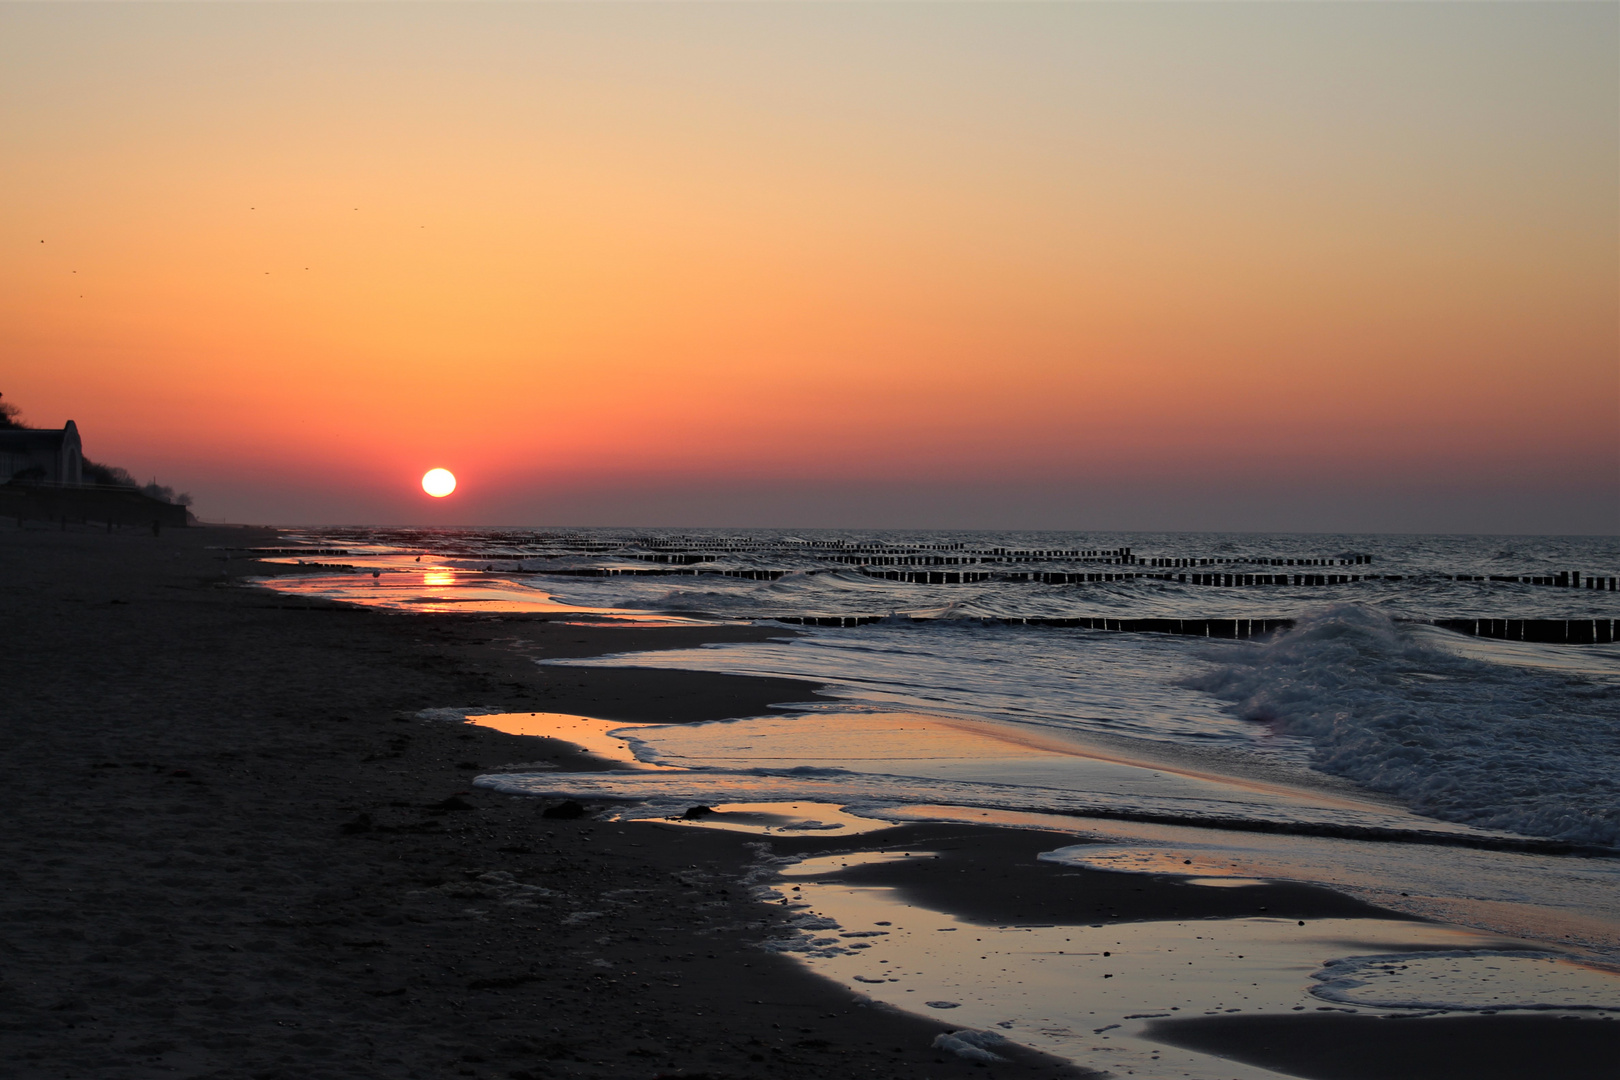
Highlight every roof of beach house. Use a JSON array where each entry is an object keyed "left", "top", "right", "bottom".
[{"left": 0, "top": 421, "right": 79, "bottom": 451}]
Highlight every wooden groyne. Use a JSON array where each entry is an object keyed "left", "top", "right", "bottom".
[
  {"left": 353, "top": 533, "right": 1612, "bottom": 589},
  {"left": 773, "top": 615, "right": 1618, "bottom": 644},
  {"left": 857, "top": 568, "right": 1384, "bottom": 586},
  {"left": 773, "top": 615, "right": 1293, "bottom": 636},
  {"left": 1430, "top": 618, "right": 1617, "bottom": 645},
  {"left": 486, "top": 565, "right": 1391, "bottom": 587},
  {"left": 288, "top": 557, "right": 1618, "bottom": 595},
  {"left": 593, "top": 539, "right": 1381, "bottom": 570},
  {"left": 775, "top": 615, "right": 1298, "bottom": 637},
  {"left": 500, "top": 564, "right": 1619, "bottom": 592},
  {"left": 543, "top": 566, "right": 789, "bottom": 581},
  {"left": 1456, "top": 572, "right": 1619, "bottom": 590}
]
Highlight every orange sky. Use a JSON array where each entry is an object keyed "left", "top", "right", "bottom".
[{"left": 3, "top": 4, "right": 1616, "bottom": 530}]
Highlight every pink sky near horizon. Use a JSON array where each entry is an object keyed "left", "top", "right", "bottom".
[{"left": 3, "top": 4, "right": 1616, "bottom": 532}]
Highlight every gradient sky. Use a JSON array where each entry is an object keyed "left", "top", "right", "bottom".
[{"left": 3, "top": 3, "right": 1616, "bottom": 532}]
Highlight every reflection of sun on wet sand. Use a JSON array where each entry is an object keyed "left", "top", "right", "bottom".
[
  {"left": 255, "top": 564, "right": 713, "bottom": 622},
  {"left": 453, "top": 710, "right": 677, "bottom": 770}
]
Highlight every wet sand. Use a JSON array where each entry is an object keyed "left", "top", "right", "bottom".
[
  {"left": 0, "top": 523, "right": 1088, "bottom": 1079},
  {"left": 763, "top": 822, "right": 1403, "bottom": 924},
  {"left": 758, "top": 822, "right": 1620, "bottom": 1076},
  {"left": 1144, "top": 1013, "right": 1619, "bottom": 1080}
]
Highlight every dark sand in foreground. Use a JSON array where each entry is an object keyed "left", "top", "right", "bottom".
[
  {"left": 1, "top": 524, "right": 1091, "bottom": 1080},
  {"left": 4, "top": 524, "right": 1616, "bottom": 1079}
]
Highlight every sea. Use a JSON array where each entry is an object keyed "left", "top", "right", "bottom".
[{"left": 254, "top": 528, "right": 1620, "bottom": 1078}]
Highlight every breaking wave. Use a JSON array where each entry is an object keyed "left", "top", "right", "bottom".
[{"left": 1184, "top": 605, "right": 1620, "bottom": 847}]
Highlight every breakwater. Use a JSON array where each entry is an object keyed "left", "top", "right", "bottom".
[{"left": 772, "top": 613, "right": 1617, "bottom": 643}]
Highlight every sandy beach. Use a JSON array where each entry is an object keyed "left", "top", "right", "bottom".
[
  {"left": 1, "top": 523, "right": 1090, "bottom": 1079},
  {"left": 5, "top": 523, "right": 1617, "bottom": 1080}
]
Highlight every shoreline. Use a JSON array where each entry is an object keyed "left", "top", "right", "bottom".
[
  {"left": 1, "top": 522, "right": 1089, "bottom": 1079},
  {"left": 6, "top": 523, "right": 1616, "bottom": 1079}
]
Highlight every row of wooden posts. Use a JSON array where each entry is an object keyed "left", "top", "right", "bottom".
[
  {"left": 546, "top": 562, "right": 1613, "bottom": 591},
  {"left": 772, "top": 615, "right": 1618, "bottom": 644},
  {"left": 773, "top": 615, "right": 1298, "bottom": 637},
  {"left": 276, "top": 547, "right": 1617, "bottom": 600},
  {"left": 289, "top": 536, "right": 1392, "bottom": 571},
  {"left": 1431, "top": 619, "right": 1617, "bottom": 644},
  {"left": 859, "top": 569, "right": 1385, "bottom": 586},
  {"left": 294, "top": 558, "right": 1615, "bottom": 593},
  {"left": 496, "top": 566, "right": 1385, "bottom": 585},
  {"left": 621, "top": 548, "right": 1373, "bottom": 569},
  {"left": 1452, "top": 573, "right": 1618, "bottom": 590}
]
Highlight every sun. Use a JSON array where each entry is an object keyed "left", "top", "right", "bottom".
[{"left": 421, "top": 468, "right": 457, "bottom": 498}]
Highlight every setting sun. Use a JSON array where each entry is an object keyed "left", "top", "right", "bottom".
[{"left": 421, "top": 468, "right": 456, "bottom": 498}]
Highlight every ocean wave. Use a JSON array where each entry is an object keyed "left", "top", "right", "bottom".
[{"left": 1183, "top": 605, "right": 1620, "bottom": 847}]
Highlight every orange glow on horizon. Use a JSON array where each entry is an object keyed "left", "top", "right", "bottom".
[{"left": 2, "top": 4, "right": 1614, "bottom": 529}]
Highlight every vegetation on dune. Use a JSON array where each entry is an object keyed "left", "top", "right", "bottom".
[{"left": 0, "top": 393, "right": 22, "bottom": 430}]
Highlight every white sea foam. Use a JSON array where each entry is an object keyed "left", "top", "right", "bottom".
[
  {"left": 1184, "top": 605, "right": 1620, "bottom": 846},
  {"left": 932, "top": 1029, "right": 1011, "bottom": 1063},
  {"left": 547, "top": 623, "right": 1299, "bottom": 751},
  {"left": 472, "top": 766, "right": 1502, "bottom": 842},
  {"left": 1310, "top": 950, "right": 1620, "bottom": 1012}
]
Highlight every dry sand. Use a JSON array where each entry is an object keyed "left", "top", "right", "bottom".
[{"left": 1, "top": 523, "right": 1087, "bottom": 1080}]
